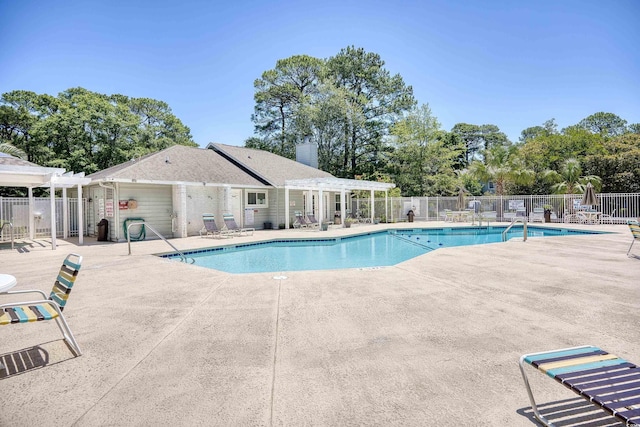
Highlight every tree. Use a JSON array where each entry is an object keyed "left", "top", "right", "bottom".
[
  {"left": 0, "top": 142, "right": 26, "bottom": 159},
  {"left": 468, "top": 145, "right": 535, "bottom": 196},
  {"left": 519, "top": 126, "right": 605, "bottom": 173},
  {"left": 324, "top": 46, "right": 416, "bottom": 178},
  {"left": 390, "top": 104, "right": 461, "bottom": 196},
  {"left": 451, "top": 123, "right": 509, "bottom": 164},
  {"left": 519, "top": 119, "right": 558, "bottom": 143},
  {"left": 251, "top": 55, "right": 323, "bottom": 158},
  {"left": 578, "top": 112, "right": 628, "bottom": 137},
  {"left": 583, "top": 133, "right": 640, "bottom": 193},
  {"left": 0, "top": 88, "right": 195, "bottom": 174},
  {"left": 543, "top": 158, "right": 601, "bottom": 194}
]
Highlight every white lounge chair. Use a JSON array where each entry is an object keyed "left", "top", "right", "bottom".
[{"left": 529, "top": 208, "right": 544, "bottom": 223}]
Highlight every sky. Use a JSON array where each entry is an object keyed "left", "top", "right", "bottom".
[{"left": 1, "top": 0, "right": 639, "bottom": 147}]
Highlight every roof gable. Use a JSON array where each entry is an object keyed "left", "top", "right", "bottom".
[
  {"left": 208, "top": 143, "right": 334, "bottom": 187},
  {"left": 87, "top": 145, "right": 266, "bottom": 187}
]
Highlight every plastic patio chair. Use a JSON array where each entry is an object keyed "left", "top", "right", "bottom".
[
  {"left": 599, "top": 209, "right": 616, "bottom": 224},
  {"left": 0, "top": 253, "right": 83, "bottom": 356}
]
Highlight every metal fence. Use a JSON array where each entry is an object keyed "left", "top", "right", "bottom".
[
  {"left": 0, "top": 197, "right": 85, "bottom": 242},
  {"left": 353, "top": 193, "right": 640, "bottom": 223}
]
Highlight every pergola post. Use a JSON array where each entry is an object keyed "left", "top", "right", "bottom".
[
  {"left": 385, "top": 191, "right": 388, "bottom": 223},
  {"left": 77, "top": 183, "right": 84, "bottom": 245},
  {"left": 28, "top": 187, "right": 34, "bottom": 240},
  {"left": 318, "top": 189, "right": 324, "bottom": 225},
  {"left": 340, "top": 190, "right": 346, "bottom": 228},
  {"left": 284, "top": 187, "right": 290, "bottom": 229},
  {"left": 50, "top": 181, "right": 57, "bottom": 250},
  {"left": 62, "top": 187, "right": 68, "bottom": 238},
  {"left": 370, "top": 189, "right": 375, "bottom": 222}
]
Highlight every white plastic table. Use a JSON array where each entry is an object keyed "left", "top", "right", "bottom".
[{"left": 0, "top": 274, "right": 17, "bottom": 293}]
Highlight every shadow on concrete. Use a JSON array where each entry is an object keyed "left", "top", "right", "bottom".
[
  {"left": 517, "top": 397, "right": 624, "bottom": 426},
  {"left": 0, "top": 345, "right": 50, "bottom": 379}
]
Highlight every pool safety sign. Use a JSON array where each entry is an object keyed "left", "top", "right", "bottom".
[{"left": 245, "top": 208, "right": 254, "bottom": 225}]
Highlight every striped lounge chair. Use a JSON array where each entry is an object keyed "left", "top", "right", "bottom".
[
  {"left": 628, "top": 220, "right": 640, "bottom": 256},
  {"left": 519, "top": 345, "right": 640, "bottom": 426},
  {"left": 200, "top": 214, "right": 232, "bottom": 238},
  {"left": 222, "top": 213, "right": 254, "bottom": 236},
  {"left": 0, "top": 253, "right": 83, "bottom": 356}
]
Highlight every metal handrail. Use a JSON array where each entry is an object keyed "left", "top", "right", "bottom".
[
  {"left": 126, "top": 222, "right": 194, "bottom": 263},
  {"left": 502, "top": 217, "right": 528, "bottom": 242},
  {"left": 0, "top": 221, "right": 14, "bottom": 250}
]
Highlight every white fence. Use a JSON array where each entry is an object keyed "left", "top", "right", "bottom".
[
  {"left": 0, "top": 197, "right": 85, "bottom": 242},
  {"left": 352, "top": 193, "right": 640, "bottom": 223}
]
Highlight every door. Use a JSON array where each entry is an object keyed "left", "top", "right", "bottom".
[{"left": 230, "top": 189, "right": 242, "bottom": 226}]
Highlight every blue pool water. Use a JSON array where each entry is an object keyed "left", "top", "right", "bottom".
[{"left": 162, "top": 226, "right": 603, "bottom": 274}]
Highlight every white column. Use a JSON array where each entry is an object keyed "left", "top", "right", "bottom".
[
  {"left": 318, "top": 189, "right": 324, "bottom": 225},
  {"left": 62, "top": 187, "right": 68, "bottom": 238},
  {"left": 370, "top": 189, "right": 375, "bottom": 222},
  {"left": 50, "top": 182, "right": 57, "bottom": 250},
  {"left": 340, "top": 190, "right": 346, "bottom": 228},
  {"left": 284, "top": 187, "right": 290, "bottom": 229},
  {"left": 28, "top": 187, "right": 34, "bottom": 240},
  {"left": 385, "top": 191, "right": 388, "bottom": 222},
  {"left": 78, "top": 184, "right": 84, "bottom": 245},
  {"left": 175, "top": 184, "right": 187, "bottom": 238}
]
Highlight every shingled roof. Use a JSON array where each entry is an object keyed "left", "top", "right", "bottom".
[
  {"left": 208, "top": 143, "right": 334, "bottom": 187},
  {"left": 0, "top": 153, "right": 42, "bottom": 167},
  {"left": 87, "top": 145, "right": 266, "bottom": 187}
]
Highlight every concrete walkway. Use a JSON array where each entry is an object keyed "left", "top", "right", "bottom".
[{"left": 1, "top": 222, "right": 639, "bottom": 426}]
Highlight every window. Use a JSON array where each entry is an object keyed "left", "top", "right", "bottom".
[
  {"left": 335, "top": 194, "right": 341, "bottom": 211},
  {"left": 246, "top": 191, "right": 268, "bottom": 208}
]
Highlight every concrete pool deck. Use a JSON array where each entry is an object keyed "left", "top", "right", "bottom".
[{"left": 1, "top": 221, "right": 639, "bottom": 426}]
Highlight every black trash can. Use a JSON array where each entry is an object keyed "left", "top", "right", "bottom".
[
  {"left": 264, "top": 221, "right": 272, "bottom": 230},
  {"left": 97, "top": 218, "right": 109, "bottom": 241},
  {"left": 407, "top": 210, "right": 415, "bottom": 223}
]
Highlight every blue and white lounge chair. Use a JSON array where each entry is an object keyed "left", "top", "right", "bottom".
[
  {"left": 520, "top": 345, "right": 640, "bottom": 426},
  {"left": 0, "top": 254, "right": 83, "bottom": 356}
]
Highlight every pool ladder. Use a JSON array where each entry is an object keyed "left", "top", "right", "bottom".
[
  {"left": 502, "top": 217, "right": 528, "bottom": 242},
  {"left": 126, "top": 222, "right": 195, "bottom": 263}
]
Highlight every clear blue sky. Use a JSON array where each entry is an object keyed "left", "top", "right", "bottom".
[{"left": 1, "top": 0, "right": 639, "bottom": 147}]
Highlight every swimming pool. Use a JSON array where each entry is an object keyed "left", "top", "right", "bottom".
[{"left": 161, "top": 226, "right": 603, "bottom": 274}]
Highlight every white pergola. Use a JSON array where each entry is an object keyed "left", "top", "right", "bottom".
[
  {"left": 283, "top": 177, "right": 396, "bottom": 229},
  {"left": 0, "top": 164, "right": 91, "bottom": 249}
]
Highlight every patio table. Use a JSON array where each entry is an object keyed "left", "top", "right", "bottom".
[{"left": 0, "top": 274, "right": 17, "bottom": 293}]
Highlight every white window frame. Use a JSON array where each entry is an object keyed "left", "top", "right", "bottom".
[{"left": 245, "top": 190, "right": 268, "bottom": 208}]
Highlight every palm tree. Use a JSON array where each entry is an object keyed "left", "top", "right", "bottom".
[
  {"left": 0, "top": 142, "right": 27, "bottom": 159},
  {"left": 543, "top": 158, "right": 601, "bottom": 194},
  {"left": 468, "top": 145, "right": 535, "bottom": 196}
]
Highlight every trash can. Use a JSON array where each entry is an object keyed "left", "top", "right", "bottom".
[
  {"left": 407, "top": 210, "right": 415, "bottom": 223},
  {"left": 97, "top": 218, "right": 109, "bottom": 241},
  {"left": 544, "top": 210, "right": 551, "bottom": 223},
  {"left": 264, "top": 222, "right": 272, "bottom": 230}
]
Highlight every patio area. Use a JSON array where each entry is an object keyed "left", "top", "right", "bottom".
[{"left": 1, "top": 221, "right": 639, "bottom": 426}]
